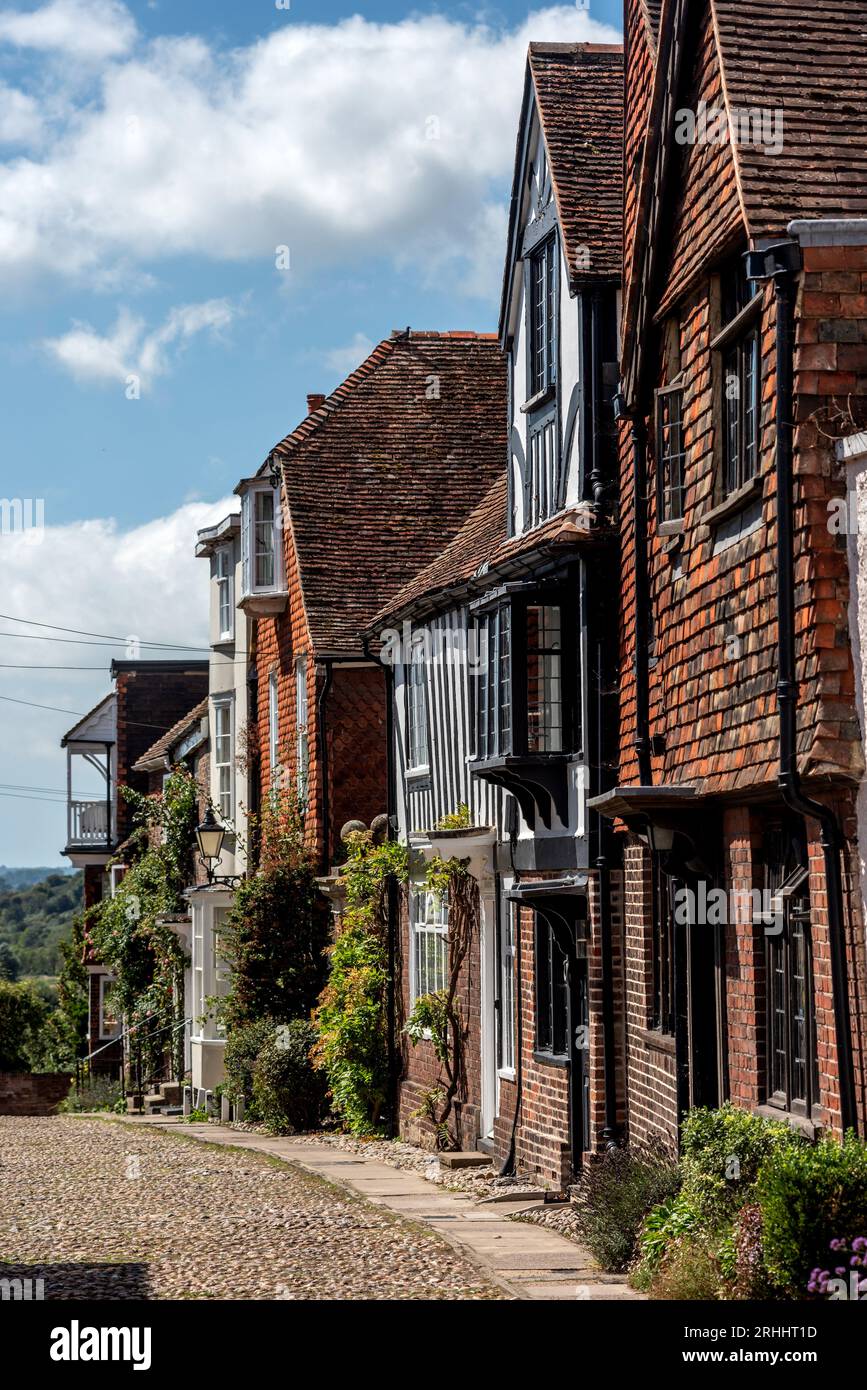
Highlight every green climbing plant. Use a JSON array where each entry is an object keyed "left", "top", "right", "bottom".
[
  {"left": 312, "top": 830, "right": 409, "bottom": 1134},
  {"left": 87, "top": 767, "right": 200, "bottom": 1080}
]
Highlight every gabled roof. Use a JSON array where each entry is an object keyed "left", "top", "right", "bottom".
[
  {"left": 60, "top": 691, "right": 116, "bottom": 747},
  {"left": 624, "top": 0, "right": 867, "bottom": 404},
  {"left": 713, "top": 0, "right": 867, "bottom": 233},
  {"left": 270, "top": 331, "right": 507, "bottom": 653},
  {"left": 370, "top": 477, "right": 605, "bottom": 626},
  {"left": 131, "top": 698, "right": 209, "bottom": 774},
  {"left": 499, "top": 44, "right": 624, "bottom": 337}
]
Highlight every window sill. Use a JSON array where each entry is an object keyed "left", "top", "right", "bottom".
[
  {"left": 406, "top": 765, "right": 431, "bottom": 782},
  {"left": 533, "top": 1050, "right": 569, "bottom": 1069},
  {"left": 754, "top": 1103, "right": 822, "bottom": 1141},
  {"left": 497, "top": 1067, "right": 516, "bottom": 1082},
  {"left": 238, "top": 590, "right": 288, "bottom": 617},
  {"left": 702, "top": 475, "right": 763, "bottom": 531},
  {"left": 635, "top": 1026, "right": 676, "bottom": 1055},
  {"left": 658, "top": 519, "right": 684, "bottom": 540},
  {"left": 520, "top": 385, "right": 556, "bottom": 415}
]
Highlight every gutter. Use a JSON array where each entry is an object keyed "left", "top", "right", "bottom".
[{"left": 751, "top": 239, "right": 858, "bottom": 1134}]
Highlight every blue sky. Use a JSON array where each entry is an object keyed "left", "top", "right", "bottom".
[{"left": 0, "top": 0, "right": 622, "bottom": 864}]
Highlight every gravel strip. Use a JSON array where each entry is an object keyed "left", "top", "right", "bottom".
[
  {"left": 0, "top": 1116, "right": 504, "bottom": 1300},
  {"left": 292, "top": 1130, "right": 544, "bottom": 1200}
]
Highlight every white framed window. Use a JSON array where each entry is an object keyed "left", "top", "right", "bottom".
[
  {"left": 192, "top": 906, "right": 204, "bottom": 1031},
  {"left": 213, "top": 698, "right": 233, "bottom": 821},
  {"left": 406, "top": 647, "right": 429, "bottom": 773},
  {"left": 295, "top": 655, "right": 309, "bottom": 811},
  {"left": 500, "top": 904, "right": 517, "bottom": 1074},
  {"left": 213, "top": 907, "right": 231, "bottom": 1038},
  {"left": 269, "top": 672, "right": 280, "bottom": 781},
  {"left": 216, "top": 546, "right": 234, "bottom": 641},
  {"left": 109, "top": 864, "right": 127, "bottom": 898},
  {"left": 411, "top": 888, "right": 449, "bottom": 1004},
  {"left": 241, "top": 483, "right": 282, "bottom": 597},
  {"left": 99, "top": 975, "right": 121, "bottom": 1040}
]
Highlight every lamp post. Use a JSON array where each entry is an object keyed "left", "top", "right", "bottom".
[{"left": 195, "top": 807, "right": 242, "bottom": 888}]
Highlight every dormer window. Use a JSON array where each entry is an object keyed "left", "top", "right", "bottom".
[{"left": 238, "top": 478, "right": 287, "bottom": 615}]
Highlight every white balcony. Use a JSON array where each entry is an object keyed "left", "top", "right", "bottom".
[{"left": 68, "top": 798, "right": 110, "bottom": 848}]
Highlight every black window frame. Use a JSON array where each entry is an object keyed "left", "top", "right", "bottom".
[
  {"left": 762, "top": 822, "right": 819, "bottom": 1120},
  {"left": 714, "top": 255, "right": 762, "bottom": 501},
  {"left": 656, "top": 382, "right": 686, "bottom": 525},
  {"left": 534, "top": 915, "right": 569, "bottom": 1059},
  {"left": 528, "top": 235, "right": 557, "bottom": 400},
  {"left": 651, "top": 854, "right": 676, "bottom": 1036},
  {"left": 472, "top": 587, "right": 579, "bottom": 763}
]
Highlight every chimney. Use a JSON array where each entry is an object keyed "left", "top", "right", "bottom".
[{"left": 307, "top": 393, "right": 326, "bottom": 415}]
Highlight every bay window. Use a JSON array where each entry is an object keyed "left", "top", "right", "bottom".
[
  {"left": 473, "top": 592, "right": 574, "bottom": 762},
  {"left": 406, "top": 646, "right": 429, "bottom": 772},
  {"left": 239, "top": 479, "right": 285, "bottom": 611}
]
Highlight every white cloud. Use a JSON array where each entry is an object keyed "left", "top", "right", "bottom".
[
  {"left": 0, "top": 0, "right": 137, "bottom": 61},
  {"left": 0, "top": 495, "right": 233, "bottom": 863},
  {"left": 0, "top": 7, "right": 620, "bottom": 294},
  {"left": 0, "top": 85, "right": 44, "bottom": 145},
  {"left": 42, "top": 297, "right": 236, "bottom": 388},
  {"left": 322, "top": 332, "right": 375, "bottom": 379}
]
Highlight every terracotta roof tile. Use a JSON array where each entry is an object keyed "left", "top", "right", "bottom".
[
  {"left": 527, "top": 44, "right": 624, "bottom": 284},
  {"left": 713, "top": 0, "right": 867, "bottom": 232},
  {"left": 131, "top": 698, "right": 209, "bottom": 772},
  {"left": 271, "top": 331, "right": 507, "bottom": 653},
  {"left": 370, "top": 477, "right": 605, "bottom": 626}
]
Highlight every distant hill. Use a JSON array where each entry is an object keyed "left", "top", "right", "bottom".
[
  {"left": 0, "top": 866, "right": 76, "bottom": 890},
  {"left": 0, "top": 870, "right": 84, "bottom": 978}
]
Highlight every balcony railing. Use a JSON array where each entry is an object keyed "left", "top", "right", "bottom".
[{"left": 68, "top": 798, "right": 110, "bottom": 847}]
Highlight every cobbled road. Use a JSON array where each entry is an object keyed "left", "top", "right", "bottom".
[{"left": 0, "top": 1116, "right": 503, "bottom": 1300}]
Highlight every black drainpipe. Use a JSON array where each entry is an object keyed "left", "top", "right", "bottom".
[
  {"left": 630, "top": 419, "right": 653, "bottom": 786},
  {"left": 316, "top": 659, "right": 334, "bottom": 876},
  {"left": 763, "top": 241, "right": 858, "bottom": 1135}
]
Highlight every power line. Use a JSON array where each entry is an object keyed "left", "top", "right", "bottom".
[
  {"left": 0, "top": 612, "right": 208, "bottom": 652},
  {"left": 0, "top": 664, "right": 111, "bottom": 670},
  {"left": 0, "top": 693, "right": 83, "bottom": 716}
]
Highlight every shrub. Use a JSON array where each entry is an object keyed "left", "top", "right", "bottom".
[
  {"left": 679, "top": 1103, "right": 803, "bottom": 1226},
  {"left": 756, "top": 1132, "right": 867, "bottom": 1294},
  {"left": 223, "top": 1016, "right": 275, "bottom": 1110},
  {"left": 571, "top": 1142, "right": 682, "bottom": 1272},
  {"left": 649, "top": 1235, "right": 723, "bottom": 1301},
  {"left": 59, "top": 1075, "right": 123, "bottom": 1113},
  {"left": 0, "top": 979, "right": 48, "bottom": 1070},
  {"left": 635, "top": 1191, "right": 701, "bottom": 1282},
  {"left": 727, "top": 1203, "right": 775, "bottom": 1300},
  {"left": 251, "top": 1020, "right": 327, "bottom": 1134}
]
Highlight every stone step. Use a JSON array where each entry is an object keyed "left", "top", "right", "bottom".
[
  {"left": 438, "top": 1151, "right": 492, "bottom": 1170},
  {"left": 158, "top": 1083, "right": 182, "bottom": 1106}
]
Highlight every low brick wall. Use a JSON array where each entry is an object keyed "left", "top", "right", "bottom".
[{"left": 0, "top": 1073, "right": 71, "bottom": 1116}]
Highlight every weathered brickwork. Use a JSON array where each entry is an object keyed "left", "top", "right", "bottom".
[
  {"left": 616, "top": 1, "right": 867, "bottom": 1149},
  {"left": 0, "top": 1073, "right": 71, "bottom": 1116}
]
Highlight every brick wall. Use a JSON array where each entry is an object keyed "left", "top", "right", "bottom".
[
  {"left": 0, "top": 1073, "right": 71, "bottom": 1116},
  {"left": 115, "top": 666, "right": 209, "bottom": 842},
  {"left": 254, "top": 519, "right": 388, "bottom": 871}
]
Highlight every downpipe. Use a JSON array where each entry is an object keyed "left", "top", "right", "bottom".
[{"left": 767, "top": 245, "right": 858, "bottom": 1135}]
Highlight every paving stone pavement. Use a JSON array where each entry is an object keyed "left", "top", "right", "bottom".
[{"left": 118, "top": 1115, "right": 643, "bottom": 1301}]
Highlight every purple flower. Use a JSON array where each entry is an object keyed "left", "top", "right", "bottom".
[{"left": 853, "top": 1237, "right": 867, "bottom": 1253}]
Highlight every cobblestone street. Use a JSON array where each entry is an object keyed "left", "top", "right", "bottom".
[{"left": 0, "top": 1117, "right": 503, "bottom": 1300}]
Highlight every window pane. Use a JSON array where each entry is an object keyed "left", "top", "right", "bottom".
[
  {"left": 254, "top": 491, "right": 275, "bottom": 589},
  {"left": 658, "top": 390, "right": 685, "bottom": 522},
  {"left": 526, "top": 605, "right": 563, "bottom": 753}
]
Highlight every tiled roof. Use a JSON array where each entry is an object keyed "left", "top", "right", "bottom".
[
  {"left": 527, "top": 44, "right": 624, "bottom": 284},
  {"left": 713, "top": 0, "right": 867, "bottom": 232},
  {"left": 640, "top": 0, "right": 662, "bottom": 48},
  {"left": 370, "top": 477, "right": 605, "bottom": 626},
  {"left": 272, "top": 331, "right": 507, "bottom": 653},
  {"left": 131, "top": 698, "right": 209, "bottom": 773}
]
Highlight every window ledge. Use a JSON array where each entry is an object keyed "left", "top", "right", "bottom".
[
  {"left": 520, "top": 385, "right": 556, "bottom": 415},
  {"left": 238, "top": 591, "right": 288, "bottom": 617},
  {"left": 635, "top": 1026, "right": 676, "bottom": 1055},
  {"left": 753, "top": 1104, "right": 822, "bottom": 1142},
  {"left": 533, "top": 1050, "right": 569, "bottom": 1069},
  {"left": 702, "top": 475, "right": 763, "bottom": 531},
  {"left": 497, "top": 1067, "right": 516, "bottom": 1083},
  {"left": 658, "top": 519, "right": 684, "bottom": 540},
  {"left": 406, "top": 765, "right": 431, "bottom": 782}
]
